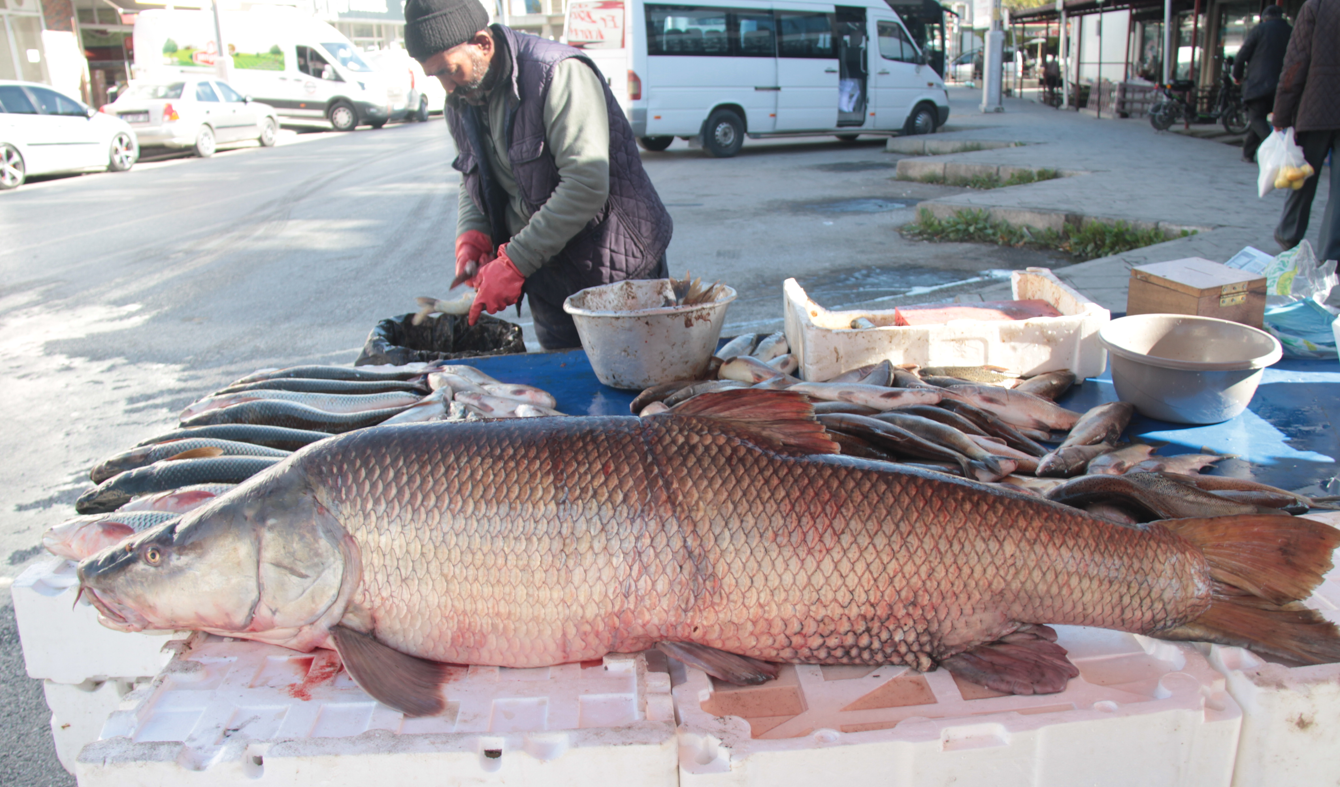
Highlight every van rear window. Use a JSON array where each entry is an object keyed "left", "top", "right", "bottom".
[{"left": 646, "top": 5, "right": 777, "bottom": 57}]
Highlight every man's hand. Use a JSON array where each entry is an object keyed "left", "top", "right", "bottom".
[
  {"left": 455, "top": 230, "right": 496, "bottom": 284},
  {"left": 468, "top": 244, "right": 526, "bottom": 326}
]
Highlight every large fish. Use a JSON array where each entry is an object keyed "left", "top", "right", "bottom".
[{"left": 78, "top": 391, "right": 1340, "bottom": 718}]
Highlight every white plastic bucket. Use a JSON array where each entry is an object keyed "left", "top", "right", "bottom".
[{"left": 563, "top": 279, "right": 737, "bottom": 390}]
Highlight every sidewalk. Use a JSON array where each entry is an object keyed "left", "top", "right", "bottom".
[{"left": 895, "top": 87, "right": 1333, "bottom": 313}]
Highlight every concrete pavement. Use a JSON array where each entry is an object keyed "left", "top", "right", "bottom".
[{"left": 893, "top": 86, "right": 1333, "bottom": 313}]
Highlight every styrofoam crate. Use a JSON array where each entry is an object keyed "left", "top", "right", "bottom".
[
  {"left": 76, "top": 635, "right": 679, "bottom": 786},
  {"left": 1209, "top": 517, "right": 1340, "bottom": 787},
  {"left": 45, "top": 678, "right": 147, "bottom": 774},
  {"left": 13, "top": 557, "right": 189, "bottom": 685},
  {"left": 782, "top": 267, "right": 1110, "bottom": 382},
  {"left": 672, "top": 626, "right": 1240, "bottom": 787}
]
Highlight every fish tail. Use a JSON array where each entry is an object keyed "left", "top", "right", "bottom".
[{"left": 1157, "top": 515, "right": 1340, "bottom": 665}]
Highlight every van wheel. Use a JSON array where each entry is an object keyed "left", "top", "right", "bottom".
[
  {"left": 108, "top": 132, "right": 137, "bottom": 171},
  {"left": 415, "top": 95, "right": 430, "bottom": 123},
  {"left": 259, "top": 117, "right": 278, "bottom": 147},
  {"left": 0, "top": 144, "right": 25, "bottom": 190},
  {"left": 904, "top": 103, "right": 938, "bottom": 136},
  {"left": 703, "top": 108, "right": 744, "bottom": 158},
  {"left": 638, "top": 136, "right": 673, "bottom": 152},
  {"left": 194, "top": 125, "right": 216, "bottom": 158},
  {"left": 329, "top": 101, "right": 358, "bottom": 132}
]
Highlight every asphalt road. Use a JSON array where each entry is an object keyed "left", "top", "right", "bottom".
[{"left": 0, "top": 119, "right": 1069, "bottom": 783}]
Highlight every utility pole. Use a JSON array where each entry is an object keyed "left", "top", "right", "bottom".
[
  {"left": 1058, "top": 0, "right": 1070, "bottom": 109},
  {"left": 981, "top": 0, "right": 1004, "bottom": 112},
  {"left": 210, "top": 0, "right": 230, "bottom": 81}
]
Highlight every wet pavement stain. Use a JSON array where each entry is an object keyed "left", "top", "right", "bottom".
[
  {"left": 810, "top": 161, "right": 899, "bottom": 172},
  {"left": 804, "top": 198, "right": 918, "bottom": 213}
]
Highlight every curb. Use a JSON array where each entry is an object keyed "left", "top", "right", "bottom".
[{"left": 915, "top": 202, "right": 1211, "bottom": 238}]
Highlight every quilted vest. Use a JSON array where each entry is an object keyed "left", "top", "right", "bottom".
[{"left": 447, "top": 27, "right": 673, "bottom": 289}]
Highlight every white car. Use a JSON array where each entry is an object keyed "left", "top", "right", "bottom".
[
  {"left": 0, "top": 80, "right": 138, "bottom": 191},
  {"left": 104, "top": 77, "right": 280, "bottom": 158},
  {"left": 366, "top": 47, "right": 446, "bottom": 124}
]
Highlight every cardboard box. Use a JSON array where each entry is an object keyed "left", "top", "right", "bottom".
[{"left": 1127, "top": 258, "right": 1266, "bottom": 328}]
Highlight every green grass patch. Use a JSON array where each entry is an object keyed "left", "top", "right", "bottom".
[
  {"left": 901, "top": 168, "right": 1060, "bottom": 190},
  {"left": 901, "top": 208, "right": 1195, "bottom": 261}
]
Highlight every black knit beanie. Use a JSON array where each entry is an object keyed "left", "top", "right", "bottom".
[{"left": 404, "top": 0, "right": 490, "bottom": 61}]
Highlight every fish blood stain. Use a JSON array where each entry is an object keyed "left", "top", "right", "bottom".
[{"left": 287, "top": 653, "right": 343, "bottom": 701}]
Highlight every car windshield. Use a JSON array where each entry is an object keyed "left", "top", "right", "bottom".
[
  {"left": 125, "top": 83, "right": 185, "bottom": 99},
  {"left": 321, "top": 43, "right": 373, "bottom": 73}
]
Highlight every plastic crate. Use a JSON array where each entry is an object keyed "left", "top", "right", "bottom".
[
  {"left": 76, "top": 635, "right": 679, "bottom": 786},
  {"left": 782, "top": 268, "right": 1110, "bottom": 382},
  {"left": 1209, "top": 515, "right": 1340, "bottom": 787},
  {"left": 672, "top": 626, "right": 1240, "bottom": 787}
]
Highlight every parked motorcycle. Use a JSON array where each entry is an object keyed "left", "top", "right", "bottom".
[{"left": 1149, "top": 60, "right": 1248, "bottom": 134}]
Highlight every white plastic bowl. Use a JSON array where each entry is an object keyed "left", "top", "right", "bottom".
[
  {"left": 564, "top": 279, "right": 737, "bottom": 390},
  {"left": 1098, "top": 314, "right": 1282, "bottom": 424}
]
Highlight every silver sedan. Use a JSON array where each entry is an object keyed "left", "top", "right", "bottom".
[{"left": 105, "top": 77, "right": 280, "bottom": 158}]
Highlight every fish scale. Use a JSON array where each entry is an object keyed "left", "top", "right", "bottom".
[{"left": 293, "top": 416, "right": 1212, "bottom": 673}]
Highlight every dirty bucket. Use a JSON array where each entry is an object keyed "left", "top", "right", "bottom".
[{"left": 563, "top": 279, "right": 737, "bottom": 390}]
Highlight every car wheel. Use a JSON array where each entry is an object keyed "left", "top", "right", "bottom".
[
  {"left": 903, "top": 103, "right": 937, "bottom": 136},
  {"left": 0, "top": 144, "right": 24, "bottom": 190},
  {"left": 194, "top": 125, "right": 216, "bottom": 158},
  {"left": 835, "top": 133, "right": 861, "bottom": 143},
  {"left": 259, "top": 117, "right": 278, "bottom": 147},
  {"left": 415, "top": 95, "right": 430, "bottom": 123},
  {"left": 329, "top": 101, "right": 358, "bottom": 132},
  {"left": 703, "top": 108, "right": 744, "bottom": 158},
  {"left": 637, "top": 136, "right": 673, "bottom": 152},
  {"left": 107, "top": 132, "right": 137, "bottom": 172},
  {"left": 370, "top": 120, "right": 387, "bottom": 129}
]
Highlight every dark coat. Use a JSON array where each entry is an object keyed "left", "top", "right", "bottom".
[
  {"left": 1232, "top": 16, "right": 1292, "bottom": 102},
  {"left": 446, "top": 26, "right": 673, "bottom": 291},
  {"left": 1273, "top": 0, "right": 1340, "bottom": 130}
]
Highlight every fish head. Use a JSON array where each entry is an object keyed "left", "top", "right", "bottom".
[
  {"left": 75, "top": 484, "right": 131, "bottom": 515},
  {"left": 90, "top": 445, "right": 155, "bottom": 485},
  {"left": 78, "top": 477, "right": 358, "bottom": 647}
]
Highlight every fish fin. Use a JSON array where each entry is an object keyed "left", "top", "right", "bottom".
[
  {"left": 162, "top": 447, "right": 226, "bottom": 462},
  {"left": 939, "top": 624, "right": 1079, "bottom": 695},
  {"left": 329, "top": 625, "right": 452, "bottom": 717},
  {"left": 656, "top": 641, "right": 780, "bottom": 685},
  {"left": 1152, "top": 514, "right": 1340, "bottom": 665},
  {"left": 670, "top": 390, "right": 838, "bottom": 455}
]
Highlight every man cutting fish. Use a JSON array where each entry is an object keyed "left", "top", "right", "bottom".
[{"left": 405, "top": 0, "right": 674, "bottom": 350}]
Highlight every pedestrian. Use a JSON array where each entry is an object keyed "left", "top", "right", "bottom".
[
  {"left": 1043, "top": 57, "right": 1061, "bottom": 106},
  {"left": 1232, "top": 4, "right": 1291, "bottom": 163},
  {"left": 403, "top": 0, "right": 674, "bottom": 350},
  {"left": 1272, "top": 0, "right": 1339, "bottom": 262}
]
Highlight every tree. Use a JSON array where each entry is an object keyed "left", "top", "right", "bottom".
[
  {"left": 269, "top": 44, "right": 283, "bottom": 55},
  {"left": 163, "top": 38, "right": 178, "bottom": 55}
]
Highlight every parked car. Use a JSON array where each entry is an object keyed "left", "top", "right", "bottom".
[
  {"left": 104, "top": 77, "right": 279, "bottom": 158},
  {"left": 0, "top": 80, "right": 138, "bottom": 190},
  {"left": 949, "top": 50, "right": 982, "bottom": 82},
  {"left": 366, "top": 46, "right": 446, "bottom": 123}
]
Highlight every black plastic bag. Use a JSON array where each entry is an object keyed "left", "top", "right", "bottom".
[{"left": 355, "top": 313, "right": 526, "bottom": 367}]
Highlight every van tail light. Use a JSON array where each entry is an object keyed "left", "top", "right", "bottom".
[
  {"left": 163, "top": 103, "right": 180, "bottom": 122},
  {"left": 408, "top": 67, "right": 416, "bottom": 90},
  {"left": 628, "top": 70, "right": 641, "bottom": 101}
]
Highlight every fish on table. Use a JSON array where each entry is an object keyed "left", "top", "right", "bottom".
[
  {"left": 76, "top": 456, "right": 282, "bottom": 515},
  {"left": 78, "top": 390, "right": 1340, "bottom": 719},
  {"left": 134, "top": 424, "right": 333, "bottom": 451},
  {"left": 91, "top": 439, "right": 290, "bottom": 484}
]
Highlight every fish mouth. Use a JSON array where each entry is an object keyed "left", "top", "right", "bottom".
[{"left": 80, "top": 586, "right": 150, "bottom": 632}]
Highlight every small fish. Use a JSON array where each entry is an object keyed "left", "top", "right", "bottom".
[
  {"left": 92, "top": 439, "right": 291, "bottom": 484},
  {"left": 1126, "top": 454, "right": 1225, "bottom": 475},
  {"left": 1013, "top": 371, "right": 1077, "bottom": 401},
  {"left": 118, "top": 484, "right": 237, "bottom": 513},
  {"left": 1037, "top": 444, "right": 1119, "bottom": 478},
  {"left": 180, "top": 399, "right": 413, "bottom": 434},
  {"left": 1086, "top": 443, "right": 1160, "bottom": 475},
  {"left": 432, "top": 366, "right": 502, "bottom": 385},
  {"left": 663, "top": 381, "right": 749, "bottom": 408},
  {"left": 230, "top": 365, "right": 431, "bottom": 385},
  {"left": 823, "top": 363, "right": 877, "bottom": 384},
  {"left": 750, "top": 332, "right": 789, "bottom": 362},
  {"left": 181, "top": 390, "right": 424, "bottom": 420},
  {"left": 1044, "top": 472, "right": 1259, "bottom": 521},
  {"left": 940, "top": 385, "right": 1083, "bottom": 432},
  {"left": 639, "top": 401, "right": 672, "bottom": 416},
  {"left": 453, "top": 392, "right": 523, "bottom": 416},
  {"left": 786, "top": 383, "right": 943, "bottom": 411},
  {"left": 920, "top": 365, "right": 1020, "bottom": 384},
  {"left": 630, "top": 381, "right": 700, "bottom": 415},
  {"left": 134, "top": 424, "right": 331, "bottom": 452},
  {"left": 818, "top": 413, "right": 1015, "bottom": 481},
  {"left": 427, "top": 372, "right": 489, "bottom": 397},
  {"left": 515, "top": 404, "right": 566, "bottom": 418},
  {"left": 714, "top": 334, "right": 758, "bottom": 361},
  {"left": 481, "top": 383, "right": 558, "bottom": 410},
  {"left": 890, "top": 367, "right": 940, "bottom": 390},
  {"left": 937, "top": 400, "right": 1050, "bottom": 457},
  {"left": 872, "top": 412, "right": 1017, "bottom": 480},
  {"left": 1165, "top": 474, "right": 1314, "bottom": 514},
  {"left": 414, "top": 288, "right": 477, "bottom": 325},
  {"left": 215, "top": 378, "right": 428, "bottom": 396},
  {"left": 444, "top": 401, "right": 485, "bottom": 422},
  {"left": 899, "top": 405, "right": 990, "bottom": 437},
  {"left": 810, "top": 401, "right": 882, "bottom": 416},
  {"left": 968, "top": 435, "right": 1040, "bottom": 475},
  {"left": 1059, "top": 402, "right": 1135, "bottom": 449},
  {"left": 76, "top": 457, "right": 283, "bottom": 515},
  {"left": 44, "top": 511, "right": 182, "bottom": 562},
  {"left": 719, "top": 356, "right": 798, "bottom": 385},
  {"left": 766, "top": 354, "right": 799, "bottom": 375},
  {"left": 379, "top": 390, "right": 450, "bottom": 425},
  {"left": 996, "top": 474, "right": 1067, "bottom": 496}
]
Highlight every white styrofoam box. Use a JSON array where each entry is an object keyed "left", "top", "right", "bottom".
[
  {"left": 45, "top": 678, "right": 146, "bottom": 774},
  {"left": 672, "top": 626, "right": 1240, "bottom": 787},
  {"left": 77, "top": 635, "right": 679, "bottom": 786},
  {"left": 782, "top": 267, "right": 1111, "bottom": 382},
  {"left": 13, "top": 557, "right": 189, "bottom": 685},
  {"left": 1209, "top": 518, "right": 1340, "bottom": 787}
]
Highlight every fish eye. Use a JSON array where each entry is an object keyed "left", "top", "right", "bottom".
[{"left": 142, "top": 545, "right": 164, "bottom": 565}]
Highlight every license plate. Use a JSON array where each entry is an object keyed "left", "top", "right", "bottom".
[{"left": 120, "top": 112, "right": 149, "bottom": 123}]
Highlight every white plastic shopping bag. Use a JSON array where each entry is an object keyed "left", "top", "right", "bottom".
[{"left": 1257, "top": 128, "right": 1310, "bottom": 198}]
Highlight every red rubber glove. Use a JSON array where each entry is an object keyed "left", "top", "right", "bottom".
[
  {"left": 454, "top": 230, "right": 496, "bottom": 283},
  {"left": 468, "top": 244, "right": 526, "bottom": 326}
]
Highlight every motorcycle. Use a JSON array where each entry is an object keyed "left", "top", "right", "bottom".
[{"left": 1149, "top": 59, "right": 1249, "bottom": 134}]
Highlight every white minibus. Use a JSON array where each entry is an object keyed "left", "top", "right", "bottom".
[{"left": 563, "top": 0, "right": 950, "bottom": 156}]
